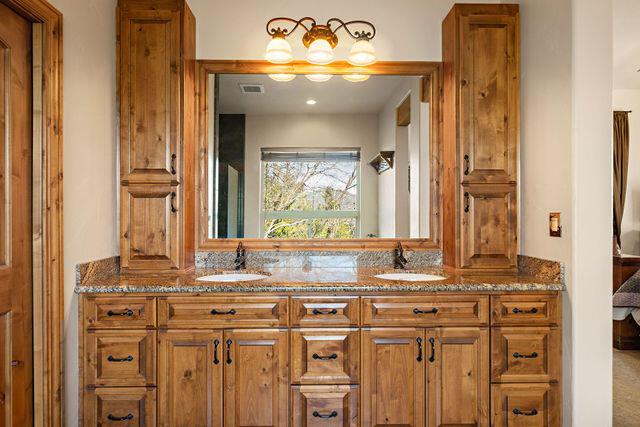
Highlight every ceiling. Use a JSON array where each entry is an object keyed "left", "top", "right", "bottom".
[
  {"left": 217, "top": 74, "right": 418, "bottom": 115},
  {"left": 614, "top": 0, "right": 640, "bottom": 89}
]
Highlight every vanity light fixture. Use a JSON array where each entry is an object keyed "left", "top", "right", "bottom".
[
  {"left": 343, "top": 74, "right": 370, "bottom": 83},
  {"left": 306, "top": 99, "right": 317, "bottom": 105},
  {"left": 268, "top": 73, "right": 296, "bottom": 82},
  {"left": 305, "top": 74, "right": 333, "bottom": 83},
  {"left": 265, "top": 17, "right": 377, "bottom": 66}
]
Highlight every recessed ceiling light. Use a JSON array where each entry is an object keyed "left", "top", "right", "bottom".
[{"left": 306, "top": 99, "right": 317, "bottom": 105}]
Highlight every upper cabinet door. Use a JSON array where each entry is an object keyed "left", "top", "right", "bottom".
[
  {"left": 120, "top": 185, "right": 180, "bottom": 270},
  {"left": 428, "top": 327, "right": 490, "bottom": 427},
  {"left": 361, "top": 328, "right": 426, "bottom": 427},
  {"left": 119, "top": 9, "right": 181, "bottom": 183},
  {"left": 460, "top": 184, "right": 517, "bottom": 269},
  {"left": 459, "top": 14, "right": 519, "bottom": 184},
  {"left": 223, "top": 329, "right": 289, "bottom": 427}
]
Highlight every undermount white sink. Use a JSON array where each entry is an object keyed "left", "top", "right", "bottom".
[
  {"left": 374, "top": 273, "right": 447, "bottom": 282},
  {"left": 196, "top": 273, "right": 269, "bottom": 282}
]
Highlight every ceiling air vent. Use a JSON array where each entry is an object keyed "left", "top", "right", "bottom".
[{"left": 238, "top": 83, "right": 265, "bottom": 94}]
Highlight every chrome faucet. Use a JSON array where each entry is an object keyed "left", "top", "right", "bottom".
[
  {"left": 234, "top": 242, "right": 246, "bottom": 270},
  {"left": 394, "top": 242, "right": 408, "bottom": 269}
]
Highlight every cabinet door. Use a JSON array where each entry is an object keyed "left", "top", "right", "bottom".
[
  {"left": 224, "top": 329, "right": 289, "bottom": 427},
  {"left": 119, "top": 9, "right": 180, "bottom": 183},
  {"left": 459, "top": 13, "right": 518, "bottom": 184},
  {"left": 158, "top": 330, "right": 222, "bottom": 427},
  {"left": 84, "top": 387, "right": 156, "bottom": 426},
  {"left": 428, "top": 327, "right": 489, "bottom": 427},
  {"left": 460, "top": 184, "right": 517, "bottom": 269},
  {"left": 121, "top": 185, "right": 179, "bottom": 270},
  {"left": 362, "top": 328, "right": 426, "bottom": 427}
]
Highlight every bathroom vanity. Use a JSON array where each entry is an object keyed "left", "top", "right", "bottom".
[
  {"left": 78, "top": 0, "right": 564, "bottom": 425},
  {"left": 77, "top": 268, "right": 562, "bottom": 426}
]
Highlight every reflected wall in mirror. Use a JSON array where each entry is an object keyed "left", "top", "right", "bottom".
[{"left": 205, "top": 71, "right": 438, "bottom": 241}]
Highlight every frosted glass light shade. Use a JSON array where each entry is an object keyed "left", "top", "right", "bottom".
[
  {"left": 305, "top": 74, "right": 333, "bottom": 82},
  {"left": 306, "top": 38, "right": 335, "bottom": 65},
  {"left": 265, "top": 36, "right": 293, "bottom": 64},
  {"left": 268, "top": 74, "right": 296, "bottom": 82},
  {"left": 343, "top": 74, "right": 370, "bottom": 83},
  {"left": 348, "top": 39, "right": 376, "bottom": 66}
]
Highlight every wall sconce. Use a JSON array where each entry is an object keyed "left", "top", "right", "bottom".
[{"left": 265, "top": 17, "right": 377, "bottom": 67}]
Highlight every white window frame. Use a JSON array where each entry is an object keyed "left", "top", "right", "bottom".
[{"left": 260, "top": 148, "right": 361, "bottom": 239}]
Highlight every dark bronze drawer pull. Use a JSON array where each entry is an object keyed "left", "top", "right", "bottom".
[
  {"left": 428, "top": 337, "right": 436, "bottom": 363},
  {"left": 513, "top": 352, "right": 538, "bottom": 359},
  {"left": 416, "top": 337, "right": 423, "bottom": 362},
  {"left": 213, "top": 339, "right": 220, "bottom": 365},
  {"left": 512, "top": 307, "right": 538, "bottom": 314},
  {"left": 313, "top": 411, "right": 338, "bottom": 419},
  {"left": 226, "top": 339, "right": 233, "bottom": 364},
  {"left": 107, "top": 355, "right": 133, "bottom": 363},
  {"left": 463, "top": 154, "right": 470, "bottom": 175},
  {"left": 312, "top": 308, "right": 338, "bottom": 315},
  {"left": 170, "top": 192, "right": 178, "bottom": 213},
  {"left": 106, "top": 309, "right": 133, "bottom": 317},
  {"left": 107, "top": 413, "right": 134, "bottom": 421},
  {"left": 413, "top": 307, "right": 438, "bottom": 315},
  {"left": 512, "top": 408, "right": 538, "bottom": 416},
  {"left": 464, "top": 192, "right": 470, "bottom": 213},
  {"left": 312, "top": 353, "right": 338, "bottom": 361},
  {"left": 210, "top": 308, "right": 236, "bottom": 315}
]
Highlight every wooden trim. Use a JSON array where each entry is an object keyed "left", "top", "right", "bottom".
[
  {"left": 198, "top": 59, "right": 440, "bottom": 76},
  {"left": 195, "top": 60, "right": 443, "bottom": 251},
  {"left": 1, "top": 1, "right": 63, "bottom": 426}
]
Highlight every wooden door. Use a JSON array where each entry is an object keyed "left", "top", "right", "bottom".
[
  {"left": 428, "top": 327, "right": 489, "bottom": 427},
  {"left": 121, "top": 185, "right": 179, "bottom": 270},
  {"left": 158, "top": 330, "right": 223, "bottom": 427},
  {"left": 362, "top": 328, "right": 426, "bottom": 427},
  {"left": 223, "top": 329, "right": 289, "bottom": 427},
  {"left": 460, "top": 184, "right": 517, "bottom": 268},
  {"left": 119, "top": 8, "right": 181, "bottom": 184},
  {"left": 0, "top": 3, "right": 33, "bottom": 424},
  {"left": 459, "top": 13, "right": 518, "bottom": 184}
]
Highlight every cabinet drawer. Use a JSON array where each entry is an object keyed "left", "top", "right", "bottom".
[
  {"left": 291, "top": 328, "right": 359, "bottom": 384},
  {"left": 492, "top": 295, "right": 560, "bottom": 326},
  {"left": 292, "top": 385, "right": 358, "bottom": 427},
  {"left": 158, "top": 296, "right": 288, "bottom": 328},
  {"left": 84, "top": 296, "right": 156, "bottom": 329},
  {"left": 491, "top": 383, "right": 560, "bottom": 427},
  {"left": 362, "top": 295, "right": 488, "bottom": 326},
  {"left": 491, "top": 327, "right": 560, "bottom": 383},
  {"left": 84, "top": 387, "right": 156, "bottom": 426},
  {"left": 84, "top": 330, "right": 156, "bottom": 387},
  {"left": 291, "top": 296, "right": 359, "bottom": 326}
]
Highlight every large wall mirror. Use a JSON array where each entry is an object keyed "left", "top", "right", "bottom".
[{"left": 196, "top": 61, "right": 442, "bottom": 250}]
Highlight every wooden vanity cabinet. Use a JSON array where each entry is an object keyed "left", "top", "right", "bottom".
[
  {"left": 117, "top": 0, "right": 196, "bottom": 273},
  {"left": 442, "top": 4, "right": 520, "bottom": 270},
  {"left": 80, "top": 292, "right": 562, "bottom": 426}
]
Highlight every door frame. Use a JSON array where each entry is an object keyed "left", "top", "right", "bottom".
[{"left": 1, "top": 0, "right": 63, "bottom": 425}]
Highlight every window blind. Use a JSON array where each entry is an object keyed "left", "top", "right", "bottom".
[{"left": 261, "top": 149, "right": 360, "bottom": 163}]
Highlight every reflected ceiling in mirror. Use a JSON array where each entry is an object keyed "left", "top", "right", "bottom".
[{"left": 207, "top": 73, "right": 433, "bottom": 241}]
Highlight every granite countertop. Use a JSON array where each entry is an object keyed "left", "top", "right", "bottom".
[{"left": 75, "top": 265, "right": 565, "bottom": 294}]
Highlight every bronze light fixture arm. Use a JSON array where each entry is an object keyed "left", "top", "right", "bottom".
[
  {"left": 266, "top": 17, "right": 376, "bottom": 41},
  {"left": 266, "top": 17, "right": 316, "bottom": 37}
]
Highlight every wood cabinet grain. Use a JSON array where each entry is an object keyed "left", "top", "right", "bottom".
[
  {"left": 292, "top": 385, "right": 359, "bottom": 427},
  {"left": 491, "top": 383, "right": 560, "bottom": 427},
  {"left": 84, "top": 387, "right": 156, "bottom": 427}
]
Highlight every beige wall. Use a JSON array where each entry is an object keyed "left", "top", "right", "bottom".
[
  {"left": 48, "top": 0, "right": 119, "bottom": 425},
  {"left": 244, "top": 114, "right": 379, "bottom": 238},
  {"left": 614, "top": 90, "right": 640, "bottom": 254}
]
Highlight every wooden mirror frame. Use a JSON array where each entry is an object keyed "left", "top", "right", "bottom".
[{"left": 195, "top": 60, "right": 443, "bottom": 251}]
